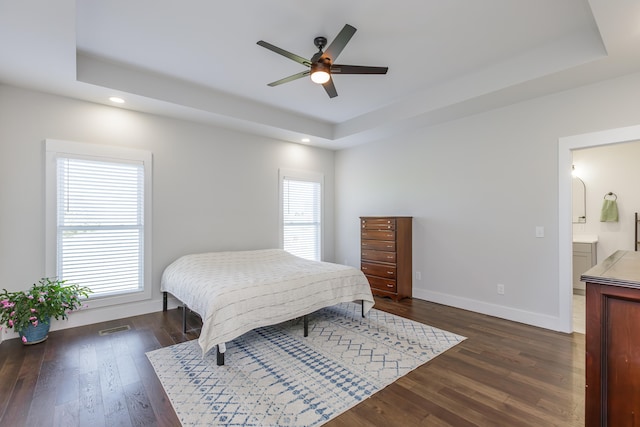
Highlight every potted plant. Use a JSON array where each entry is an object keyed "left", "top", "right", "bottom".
[{"left": 0, "top": 277, "right": 92, "bottom": 344}]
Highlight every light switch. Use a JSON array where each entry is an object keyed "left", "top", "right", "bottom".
[{"left": 535, "top": 226, "right": 544, "bottom": 238}]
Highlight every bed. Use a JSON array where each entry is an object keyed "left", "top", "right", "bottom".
[{"left": 161, "top": 249, "right": 375, "bottom": 365}]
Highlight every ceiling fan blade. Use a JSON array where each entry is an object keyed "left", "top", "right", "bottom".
[
  {"left": 322, "top": 24, "right": 356, "bottom": 62},
  {"left": 267, "top": 70, "right": 310, "bottom": 87},
  {"left": 257, "top": 40, "right": 311, "bottom": 67},
  {"left": 331, "top": 64, "right": 389, "bottom": 75},
  {"left": 322, "top": 78, "right": 338, "bottom": 98}
]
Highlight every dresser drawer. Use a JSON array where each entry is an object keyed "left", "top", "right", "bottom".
[
  {"left": 361, "top": 230, "right": 395, "bottom": 240},
  {"left": 366, "top": 275, "right": 397, "bottom": 292},
  {"left": 362, "top": 218, "right": 396, "bottom": 230},
  {"left": 362, "top": 250, "right": 396, "bottom": 263},
  {"left": 361, "top": 262, "right": 396, "bottom": 279},
  {"left": 361, "top": 239, "right": 396, "bottom": 251}
]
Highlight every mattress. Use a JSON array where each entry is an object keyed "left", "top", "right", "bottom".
[{"left": 161, "top": 249, "right": 375, "bottom": 356}]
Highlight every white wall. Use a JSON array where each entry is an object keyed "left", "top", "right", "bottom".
[
  {"left": 335, "top": 71, "right": 640, "bottom": 332},
  {"left": 5, "top": 69, "right": 640, "bottom": 339},
  {"left": 0, "top": 84, "right": 335, "bottom": 336},
  {"left": 572, "top": 141, "right": 640, "bottom": 262}
]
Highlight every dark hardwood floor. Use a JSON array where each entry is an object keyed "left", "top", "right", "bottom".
[{"left": 0, "top": 297, "right": 585, "bottom": 426}]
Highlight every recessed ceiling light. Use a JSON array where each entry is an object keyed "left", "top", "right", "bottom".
[
  {"left": 301, "top": 138, "right": 310, "bottom": 143},
  {"left": 109, "top": 97, "right": 125, "bottom": 104}
]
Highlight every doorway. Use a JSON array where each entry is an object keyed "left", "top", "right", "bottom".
[{"left": 558, "top": 125, "right": 640, "bottom": 333}]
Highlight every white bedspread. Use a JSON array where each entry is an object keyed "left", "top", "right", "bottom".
[{"left": 161, "top": 249, "right": 375, "bottom": 356}]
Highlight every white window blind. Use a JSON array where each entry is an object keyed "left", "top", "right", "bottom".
[
  {"left": 282, "top": 177, "right": 321, "bottom": 261},
  {"left": 56, "top": 157, "right": 144, "bottom": 297}
]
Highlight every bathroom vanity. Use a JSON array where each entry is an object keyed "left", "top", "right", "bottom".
[{"left": 573, "top": 235, "right": 598, "bottom": 294}]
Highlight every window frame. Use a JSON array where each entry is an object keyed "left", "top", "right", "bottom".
[
  {"left": 45, "top": 139, "right": 153, "bottom": 308},
  {"left": 278, "top": 168, "right": 324, "bottom": 261}
]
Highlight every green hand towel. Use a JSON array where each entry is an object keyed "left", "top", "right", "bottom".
[{"left": 600, "top": 199, "right": 618, "bottom": 222}]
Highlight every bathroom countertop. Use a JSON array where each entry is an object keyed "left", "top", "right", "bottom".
[{"left": 573, "top": 234, "right": 598, "bottom": 244}]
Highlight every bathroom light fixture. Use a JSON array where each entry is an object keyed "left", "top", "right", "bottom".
[
  {"left": 109, "top": 96, "right": 125, "bottom": 104},
  {"left": 301, "top": 138, "right": 310, "bottom": 143},
  {"left": 572, "top": 164, "right": 579, "bottom": 177}
]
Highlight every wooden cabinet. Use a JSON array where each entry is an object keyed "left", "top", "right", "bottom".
[
  {"left": 360, "top": 216, "right": 412, "bottom": 300},
  {"left": 636, "top": 212, "right": 640, "bottom": 251},
  {"left": 582, "top": 250, "right": 640, "bottom": 426}
]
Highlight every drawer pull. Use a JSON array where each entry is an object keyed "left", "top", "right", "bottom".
[
  {"left": 387, "top": 255, "right": 393, "bottom": 259},
  {"left": 387, "top": 271, "right": 394, "bottom": 274},
  {"left": 387, "top": 283, "right": 394, "bottom": 288},
  {"left": 362, "top": 267, "right": 368, "bottom": 270}
]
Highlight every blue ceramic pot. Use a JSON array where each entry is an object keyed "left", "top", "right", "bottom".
[{"left": 18, "top": 317, "right": 50, "bottom": 345}]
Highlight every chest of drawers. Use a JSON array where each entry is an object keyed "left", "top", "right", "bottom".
[{"left": 360, "top": 216, "right": 412, "bottom": 300}]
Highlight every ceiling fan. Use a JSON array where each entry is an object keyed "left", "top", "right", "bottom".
[{"left": 257, "top": 24, "right": 388, "bottom": 98}]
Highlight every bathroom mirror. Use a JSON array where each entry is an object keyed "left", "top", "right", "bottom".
[{"left": 572, "top": 176, "right": 586, "bottom": 223}]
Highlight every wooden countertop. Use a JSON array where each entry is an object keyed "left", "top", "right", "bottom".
[{"left": 580, "top": 250, "right": 640, "bottom": 289}]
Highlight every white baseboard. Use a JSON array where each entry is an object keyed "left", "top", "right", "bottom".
[
  {"left": 1, "top": 295, "right": 183, "bottom": 342},
  {"left": 412, "top": 289, "right": 567, "bottom": 333},
  {"left": 2, "top": 290, "right": 566, "bottom": 343}
]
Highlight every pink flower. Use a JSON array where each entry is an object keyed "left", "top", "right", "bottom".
[
  {"left": 27, "top": 295, "right": 34, "bottom": 300},
  {"left": 21, "top": 336, "right": 27, "bottom": 343},
  {"left": 10, "top": 311, "right": 15, "bottom": 317},
  {"left": 29, "top": 316, "right": 37, "bottom": 321},
  {"left": 30, "top": 308, "right": 36, "bottom": 313},
  {"left": 32, "top": 320, "right": 38, "bottom": 327},
  {"left": 8, "top": 319, "right": 13, "bottom": 327}
]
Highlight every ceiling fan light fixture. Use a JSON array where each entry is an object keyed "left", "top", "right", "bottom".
[
  {"left": 257, "top": 24, "right": 388, "bottom": 98},
  {"left": 311, "top": 70, "right": 330, "bottom": 84},
  {"left": 310, "top": 62, "right": 331, "bottom": 84}
]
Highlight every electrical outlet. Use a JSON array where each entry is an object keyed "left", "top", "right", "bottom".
[
  {"left": 497, "top": 284, "right": 505, "bottom": 295},
  {"left": 415, "top": 271, "right": 422, "bottom": 280}
]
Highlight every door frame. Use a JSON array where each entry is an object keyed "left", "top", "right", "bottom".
[{"left": 558, "top": 124, "right": 640, "bottom": 332}]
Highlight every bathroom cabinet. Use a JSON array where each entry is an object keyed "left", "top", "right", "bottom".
[{"left": 573, "top": 241, "right": 597, "bottom": 294}]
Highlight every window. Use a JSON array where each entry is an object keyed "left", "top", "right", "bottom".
[
  {"left": 279, "top": 169, "right": 323, "bottom": 261},
  {"left": 45, "top": 140, "right": 152, "bottom": 306}
]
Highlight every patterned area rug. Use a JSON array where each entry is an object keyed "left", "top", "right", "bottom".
[{"left": 146, "top": 302, "right": 466, "bottom": 427}]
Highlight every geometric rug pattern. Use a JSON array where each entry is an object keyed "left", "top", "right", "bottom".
[{"left": 146, "top": 302, "right": 466, "bottom": 427}]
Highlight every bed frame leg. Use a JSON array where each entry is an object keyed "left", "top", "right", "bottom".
[
  {"left": 163, "top": 292, "right": 168, "bottom": 312},
  {"left": 362, "top": 300, "right": 365, "bottom": 318},
  {"left": 182, "top": 305, "right": 188, "bottom": 333},
  {"left": 216, "top": 345, "right": 225, "bottom": 366},
  {"left": 303, "top": 314, "right": 308, "bottom": 337}
]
